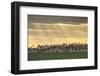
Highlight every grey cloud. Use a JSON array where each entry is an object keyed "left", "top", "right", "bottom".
[{"left": 28, "top": 15, "right": 88, "bottom": 29}]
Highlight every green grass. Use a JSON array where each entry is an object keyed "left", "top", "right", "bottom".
[{"left": 28, "top": 51, "right": 88, "bottom": 61}]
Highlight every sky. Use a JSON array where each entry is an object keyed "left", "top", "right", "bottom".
[{"left": 28, "top": 15, "right": 88, "bottom": 48}]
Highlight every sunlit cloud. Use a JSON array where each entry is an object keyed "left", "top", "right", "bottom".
[
  {"left": 32, "top": 23, "right": 87, "bottom": 26},
  {"left": 28, "top": 15, "right": 88, "bottom": 48},
  {"left": 28, "top": 23, "right": 87, "bottom": 38}
]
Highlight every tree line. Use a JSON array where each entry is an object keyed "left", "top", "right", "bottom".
[{"left": 28, "top": 43, "right": 88, "bottom": 53}]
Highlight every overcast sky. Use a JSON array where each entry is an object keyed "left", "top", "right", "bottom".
[
  {"left": 28, "top": 15, "right": 87, "bottom": 25},
  {"left": 28, "top": 15, "right": 88, "bottom": 47}
]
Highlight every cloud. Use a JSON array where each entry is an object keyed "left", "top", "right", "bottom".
[
  {"left": 28, "top": 15, "right": 88, "bottom": 47},
  {"left": 29, "top": 22, "right": 87, "bottom": 30},
  {"left": 28, "top": 15, "right": 88, "bottom": 27},
  {"left": 28, "top": 23, "right": 87, "bottom": 38}
]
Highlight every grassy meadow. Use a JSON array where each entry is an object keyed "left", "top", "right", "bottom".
[
  {"left": 28, "top": 43, "right": 88, "bottom": 61},
  {"left": 28, "top": 51, "right": 88, "bottom": 61}
]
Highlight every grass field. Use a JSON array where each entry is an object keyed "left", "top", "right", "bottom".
[{"left": 28, "top": 51, "right": 88, "bottom": 61}]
